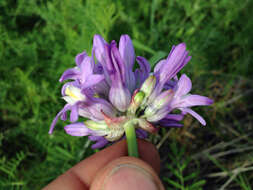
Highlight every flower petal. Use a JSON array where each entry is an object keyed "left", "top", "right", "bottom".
[
  {"left": 180, "top": 94, "right": 214, "bottom": 107},
  {"left": 59, "top": 68, "right": 80, "bottom": 82},
  {"left": 154, "top": 59, "right": 166, "bottom": 73},
  {"left": 93, "top": 80, "right": 110, "bottom": 97},
  {"left": 156, "top": 43, "right": 191, "bottom": 91},
  {"left": 110, "top": 41, "right": 126, "bottom": 82},
  {"left": 81, "top": 97, "right": 116, "bottom": 120},
  {"left": 49, "top": 104, "right": 71, "bottom": 134},
  {"left": 135, "top": 56, "right": 151, "bottom": 87},
  {"left": 81, "top": 74, "right": 105, "bottom": 89},
  {"left": 93, "top": 34, "right": 107, "bottom": 66},
  {"left": 64, "top": 122, "right": 92, "bottom": 136},
  {"left": 174, "top": 74, "right": 192, "bottom": 97},
  {"left": 109, "top": 83, "right": 131, "bottom": 112},
  {"left": 135, "top": 129, "right": 148, "bottom": 139},
  {"left": 180, "top": 108, "right": 206, "bottom": 125},
  {"left": 79, "top": 55, "right": 93, "bottom": 80},
  {"left": 75, "top": 52, "right": 87, "bottom": 67},
  {"left": 88, "top": 135, "right": 105, "bottom": 141},
  {"left": 70, "top": 104, "right": 79, "bottom": 122},
  {"left": 91, "top": 137, "right": 109, "bottom": 149},
  {"left": 158, "top": 120, "right": 183, "bottom": 127},
  {"left": 135, "top": 118, "right": 158, "bottom": 133},
  {"left": 119, "top": 34, "right": 135, "bottom": 69},
  {"left": 165, "top": 114, "right": 184, "bottom": 121},
  {"left": 146, "top": 107, "right": 171, "bottom": 122},
  {"left": 78, "top": 107, "right": 92, "bottom": 119}
]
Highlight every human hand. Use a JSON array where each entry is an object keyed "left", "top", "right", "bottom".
[{"left": 43, "top": 139, "right": 164, "bottom": 190}]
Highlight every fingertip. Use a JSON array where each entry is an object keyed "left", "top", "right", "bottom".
[{"left": 90, "top": 157, "right": 164, "bottom": 190}]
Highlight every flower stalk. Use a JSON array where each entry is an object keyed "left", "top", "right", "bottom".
[{"left": 124, "top": 121, "right": 139, "bottom": 157}]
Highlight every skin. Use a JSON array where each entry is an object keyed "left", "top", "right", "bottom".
[{"left": 43, "top": 139, "right": 164, "bottom": 190}]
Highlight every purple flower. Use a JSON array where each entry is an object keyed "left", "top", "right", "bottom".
[
  {"left": 169, "top": 74, "right": 213, "bottom": 125},
  {"left": 89, "top": 136, "right": 109, "bottom": 149},
  {"left": 59, "top": 52, "right": 104, "bottom": 90},
  {"left": 49, "top": 34, "right": 213, "bottom": 149},
  {"left": 64, "top": 122, "right": 96, "bottom": 136},
  {"left": 149, "top": 43, "right": 191, "bottom": 101},
  {"left": 142, "top": 74, "right": 213, "bottom": 124}
]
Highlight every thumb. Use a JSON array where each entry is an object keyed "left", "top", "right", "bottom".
[{"left": 90, "top": 157, "right": 165, "bottom": 190}]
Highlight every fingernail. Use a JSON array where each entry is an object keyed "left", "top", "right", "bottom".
[{"left": 103, "top": 163, "right": 160, "bottom": 190}]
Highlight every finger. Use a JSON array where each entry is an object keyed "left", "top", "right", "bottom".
[
  {"left": 71, "top": 139, "right": 160, "bottom": 186},
  {"left": 42, "top": 170, "right": 89, "bottom": 190},
  {"left": 43, "top": 139, "right": 160, "bottom": 190},
  {"left": 90, "top": 157, "right": 165, "bottom": 190}
]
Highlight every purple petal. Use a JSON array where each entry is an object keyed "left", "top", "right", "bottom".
[
  {"left": 156, "top": 43, "right": 191, "bottom": 91},
  {"left": 88, "top": 135, "right": 105, "bottom": 141},
  {"left": 75, "top": 52, "right": 87, "bottom": 67},
  {"left": 174, "top": 74, "right": 192, "bottom": 97},
  {"left": 70, "top": 104, "right": 79, "bottom": 122},
  {"left": 109, "top": 42, "right": 132, "bottom": 111},
  {"left": 165, "top": 114, "right": 184, "bottom": 121},
  {"left": 110, "top": 41, "right": 126, "bottom": 82},
  {"left": 93, "top": 80, "right": 110, "bottom": 97},
  {"left": 180, "top": 108, "right": 206, "bottom": 125},
  {"left": 79, "top": 55, "right": 93, "bottom": 81},
  {"left": 126, "top": 71, "right": 136, "bottom": 93},
  {"left": 119, "top": 34, "right": 135, "bottom": 69},
  {"left": 180, "top": 95, "right": 214, "bottom": 107},
  {"left": 154, "top": 59, "right": 166, "bottom": 73},
  {"left": 64, "top": 122, "right": 92, "bottom": 136},
  {"left": 49, "top": 104, "right": 71, "bottom": 134},
  {"left": 81, "top": 74, "right": 104, "bottom": 89},
  {"left": 146, "top": 107, "right": 171, "bottom": 122},
  {"left": 109, "top": 83, "right": 131, "bottom": 112},
  {"left": 91, "top": 138, "right": 109, "bottom": 149},
  {"left": 59, "top": 68, "right": 80, "bottom": 82},
  {"left": 78, "top": 107, "right": 92, "bottom": 119},
  {"left": 164, "top": 79, "right": 178, "bottom": 90},
  {"left": 135, "top": 129, "right": 148, "bottom": 139},
  {"left": 154, "top": 89, "right": 174, "bottom": 109},
  {"left": 93, "top": 34, "right": 107, "bottom": 66},
  {"left": 93, "top": 35, "right": 111, "bottom": 83},
  {"left": 119, "top": 35, "right": 136, "bottom": 91},
  {"left": 158, "top": 120, "right": 183, "bottom": 127},
  {"left": 162, "top": 123, "right": 183, "bottom": 127},
  {"left": 80, "top": 97, "right": 116, "bottom": 121},
  {"left": 154, "top": 45, "right": 176, "bottom": 74},
  {"left": 60, "top": 109, "right": 68, "bottom": 121},
  {"left": 88, "top": 101, "right": 115, "bottom": 120},
  {"left": 135, "top": 56, "right": 151, "bottom": 87},
  {"left": 93, "top": 62, "right": 104, "bottom": 74}
]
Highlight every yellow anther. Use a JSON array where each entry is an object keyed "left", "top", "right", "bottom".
[{"left": 65, "top": 87, "right": 77, "bottom": 99}]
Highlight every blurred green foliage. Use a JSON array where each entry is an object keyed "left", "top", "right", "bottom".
[{"left": 0, "top": 0, "right": 252, "bottom": 189}]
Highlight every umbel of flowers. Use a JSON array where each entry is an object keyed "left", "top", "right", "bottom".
[{"left": 49, "top": 34, "right": 213, "bottom": 156}]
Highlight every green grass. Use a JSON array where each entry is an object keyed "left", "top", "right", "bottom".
[{"left": 0, "top": 0, "right": 252, "bottom": 189}]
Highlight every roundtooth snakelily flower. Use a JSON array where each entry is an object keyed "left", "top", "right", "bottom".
[{"left": 49, "top": 34, "right": 213, "bottom": 157}]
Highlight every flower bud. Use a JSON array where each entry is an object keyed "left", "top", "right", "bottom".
[
  {"left": 140, "top": 75, "right": 156, "bottom": 97},
  {"left": 132, "top": 118, "right": 158, "bottom": 133},
  {"left": 64, "top": 122, "right": 93, "bottom": 136},
  {"left": 144, "top": 89, "right": 174, "bottom": 117},
  {"left": 84, "top": 120, "right": 108, "bottom": 136},
  {"left": 127, "top": 90, "right": 145, "bottom": 114}
]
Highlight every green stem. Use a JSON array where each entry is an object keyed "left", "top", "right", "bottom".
[{"left": 124, "top": 121, "right": 139, "bottom": 157}]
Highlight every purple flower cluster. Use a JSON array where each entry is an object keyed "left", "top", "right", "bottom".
[{"left": 49, "top": 34, "right": 213, "bottom": 149}]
